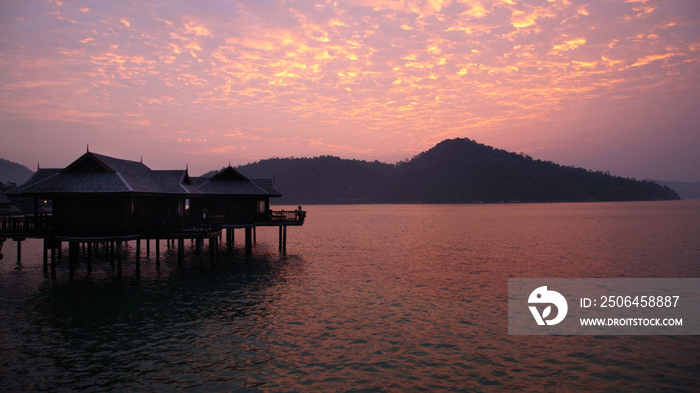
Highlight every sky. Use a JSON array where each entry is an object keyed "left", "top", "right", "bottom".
[{"left": 1, "top": 0, "right": 699, "bottom": 181}]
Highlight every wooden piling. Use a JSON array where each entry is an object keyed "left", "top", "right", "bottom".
[
  {"left": 43, "top": 238, "right": 49, "bottom": 271},
  {"left": 69, "top": 241, "right": 79, "bottom": 279},
  {"left": 245, "top": 227, "right": 252, "bottom": 254},
  {"left": 87, "top": 241, "right": 93, "bottom": 275},
  {"left": 135, "top": 238, "right": 141, "bottom": 277},
  {"left": 16, "top": 239, "right": 22, "bottom": 265},
  {"left": 155, "top": 239, "right": 160, "bottom": 268},
  {"left": 278, "top": 226, "right": 283, "bottom": 250},
  {"left": 50, "top": 247, "right": 56, "bottom": 278},
  {"left": 110, "top": 241, "right": 115, "bottom": 267},
  {"left": 209, "top": 236, "right": 217, "bottom": 263},
  {"left": 117, "top": 241, "right": 123, "bottom": 279}
]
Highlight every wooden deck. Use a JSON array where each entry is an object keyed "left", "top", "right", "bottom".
[
  {"left": 0, "top": 215, "right": 52, "bottom": 238},
  {"left": 0, "top": 210, "right": 305, "bottom": 239}
]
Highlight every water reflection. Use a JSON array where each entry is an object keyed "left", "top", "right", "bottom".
[
  {"left": 2, "top": 202, "right": 699, "bottom": 391},
  {"left": 12, "top": 247, "right": 304, "bottom": 392}
]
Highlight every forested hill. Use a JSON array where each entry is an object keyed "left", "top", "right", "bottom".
[
  {"left": 231, "top": 138, "right": 680, "bottom": 204},
  {"left": 0, "top": 158, "right": 33, "bottom": 186}
]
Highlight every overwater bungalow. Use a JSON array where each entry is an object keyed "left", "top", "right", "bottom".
[{"left": 0, "top": 150, "right": 304, "bottom": 273}]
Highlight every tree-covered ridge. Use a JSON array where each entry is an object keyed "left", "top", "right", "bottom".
[
  {"left": 217, "top": 138, "right": 680, "bottom": 204},
  {"left": 389, "top": 138, "right": 679, "bottom": 203},
  {"left": 0, "top": 158, "right": 33, "bottom": 185}
]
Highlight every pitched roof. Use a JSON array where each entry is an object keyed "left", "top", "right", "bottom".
[
  {"left": 10, "top": 152, "right": 199, "bottom": 195},
  {"left": 9, "top": 152, "right": 283, "bottom": 198}
]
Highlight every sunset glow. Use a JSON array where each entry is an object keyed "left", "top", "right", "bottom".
[{"left": 1, "top": 0, "right": 699, "bottom": 180}]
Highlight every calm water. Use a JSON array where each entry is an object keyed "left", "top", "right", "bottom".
[{"left": 1, "top": 201, "right": 700, "bottom": 392}]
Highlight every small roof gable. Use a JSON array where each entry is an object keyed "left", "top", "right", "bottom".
[
  {"left": 61, "top": 152, "right": 115, "bottom": 174},
  {"left": 149, "top": 170, "right": 203, "bottom": 195},
  {"left": 251, "top": 178, "right": 282, "bottom": 197},
  {"left": 197, "top": 180, "right": 269, "bottom": 195},
  {"left": 5, "top": 168, "right": 62, "bottom": 194},
  {"left": 210, "top": 166, "right": 249, "bottom": 181},
  {"left": 196, "top": 167, "right": 270, "bottom": 195}
]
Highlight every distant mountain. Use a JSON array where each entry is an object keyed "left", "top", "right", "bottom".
[
  {"left": 0, "top": 158, "right": 34, "bottom": 186},
  {"left": 647, "top": 180, "right": 700, "bottom": 200},
  {"left": 233, "top": 138, "right": 680, "bottom": 204},
  {"left": 236, "top": 156, "right": 394, "bottom": 204}
]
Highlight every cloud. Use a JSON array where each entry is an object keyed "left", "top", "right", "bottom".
[
  {"left": 631, "top": 53, "right": 679, "bottom": 67},
  {"left": 549, "top": 38, "right": 586, "bottom": 54},
  {"left": 184, "top": 23, "right": 212, "bottom": 37}
]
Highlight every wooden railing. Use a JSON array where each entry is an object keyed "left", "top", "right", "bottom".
[
  {"left": 269, "top": 210, "right": 306, "bottom": 223},
  {"left": 134, "top": 214, "right": 226, "bottom": 234},
  {"left": 0, "top": 215, "right": 53, "bottom": 236},
  {"left": 178, "top": 215, "right": 226, "bottom": 231},
  {"left": 0, "top": 211, "right": 303, "bottom": 237}
]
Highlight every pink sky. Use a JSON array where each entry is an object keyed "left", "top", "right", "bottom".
[{"left": 1, "top": 0, "right": 699, "bottom": 181}]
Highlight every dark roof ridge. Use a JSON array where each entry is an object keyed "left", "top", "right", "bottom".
[{"left": 61, "top": 152, "right": 116, "bottom": 174}]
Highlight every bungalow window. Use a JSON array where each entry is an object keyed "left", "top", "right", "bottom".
[{"left": 257, "top": 200, "right": 266, "bottom": 213}]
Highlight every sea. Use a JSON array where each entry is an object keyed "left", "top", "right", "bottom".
[{"left": 1, "top": 201, "right": 699, "bottom": 392}]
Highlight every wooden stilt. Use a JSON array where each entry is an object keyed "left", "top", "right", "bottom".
[
  {"left": 69, "top": 241, "right": 78, "bottom": 279},
  {"left": 253, "top": 227, "right": 256, "bottom": 244},
  {"left": 16, "top": 239, "right": 23, "bottom": 265},
  {"left": 209, "top": 236, "right": 217, "bottom": 264},
  {"left": 135, "top": 238, "right": 141, "bottom": 277},
  {"left": 279, "top": 226, "right": 283, "bottom": 250},
  {"left": 50, "top": 247, "right": 56, "bottom": 278},
  {"left": 87, "top": 242, "right": 93, "bottom": 276},
  {"left": 283, "top": 226, "right": 287, "bottom": 251},
  {"left": 146, "top": 238, "right": 150, "bottom": 258},
  {"left": 155, "top": 239, "right": 160, "bottom": 269},
  {"left": 226, "top": 229, "right": 232, "bottom": 253},
  {"left": 43, "top": 238, "right": 49, "bottom": 272},
  {"left": 199, "top": 242, "right": 205, "bottom": 273},
  {"left": 117, "top": 241, "right": 123, "bottom": 279},
  {"left": 245, "top": 227, "right": 252, "bottom": 254},
  {"left": 110, "top": 241, "right": 115, "bottom": 267},
  {"left": 177, "top": 238, "right": 184, "bottom": 266}
]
